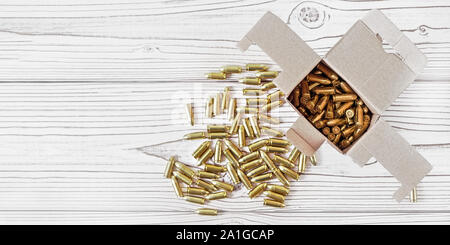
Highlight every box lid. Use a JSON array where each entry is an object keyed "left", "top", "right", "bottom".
[
  {"left": 237, "top": 11, "right": 321, "bottom": 95},
  {"left": 324, "top": 10, "right": 427, "bottom": 114}
]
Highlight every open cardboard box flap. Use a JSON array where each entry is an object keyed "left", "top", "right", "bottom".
[{"left": 238, "top": 9, "right": 432, "bottom": 202}]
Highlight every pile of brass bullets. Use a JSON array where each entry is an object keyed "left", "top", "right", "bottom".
[
  {"left": 164, "top": 64, "right": 318, "bottom": 215},
  {"left": 287, "top": 62, "right": 373, "bottom": 150}
]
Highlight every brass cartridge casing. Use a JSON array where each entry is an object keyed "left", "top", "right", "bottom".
[
  {"left": 333, "top": 133, "right": 342, "bottom": 145},
  {"left": 186, "top": 187, "right": 209, "bottom": 196},
  {"left": 164, "top": 156, "right": 176, "bottom": 179},
  {"left": 238, "top": 125, "right": 246, "bottom": 147},
  {"left": 288, "top": 148, "right": 301, "bottom": 163},
  {"left": 174, "top": 162, "right": 196, "bottom": 178},
  {"left": 196, "top": 208, "right": 218, "bottom": 216},
  {"left": 211, "top": 180, "right": 234, "bottom": 192},
  {"left": 263, "top": 199, "right": 285, "bottom": 208},
  {"left": 308, "top": 82, "right": 320, "bottom": 91},
  {"left": 305, "top": 94, "right": 319, "bottom": 112},
  {"left": 197, "top": 148, "right": 214, "bottom": 165},
  {"left": 279, "top": 166, "right": 300, "bottom": 180},
  {"left": 206, "top": 97, "right": 214, "bottom": 118},
  {"left": 265, "top": 191, "right": 286, "bottom": 203},
  {"left": 196, "top": 179, "right": 218, "bottom": 192},
  {"left": 332, "top": 126, "right": 341, "bottom": 135},
  {"left": 237, "top": 106, "right": 259, "bottom": 114},
  {"left": 246, "top": 98, "right": 269, "bottom": 106},
  {"left": 185, "top": 103, "right": 194, "bottom": 126},
  {"left": 326, "top": 118, "right": 346, "bottom": 127},
  {"left": 267, "top": 90, "right": 285, "bottom": 101},
  {"left": 300, "top": 80, "right": 311, "bottom": 100},
  {"left": 214, "top": 140, "right": 223, "bottom": 163},
  {"left": 184, "top": 131, "right": 206, "bottom": 140},
  {"left": 224, "top": 139, "right": 244, "bottom": 158},
  {"left": 260, "top": 150, "right": 289, "bottom": 186},
  {"left": 237, "top": 168, "right": 253, "bottom": 190},
  {"left": 206, "top": 72, "right": 226, "bottom": 80},
  {"left": 251, "top": 173, "right": 273, "bottom": 183},
  {"left": 221, "top": 65, "right": 242, "bottom": 73},
  {"left": 248, "top": 139, "right": 268, "bottom": 152},
  {"left": 333, "top": 93, "right": 357, "bottom": 102},
  {"left": 256, "top": 71, "right": 278, "bottom": 79},
  {"left": 243, "top": 118, "right": 255, "bottom": 138},
  {"left": 243, "top": 88, "right": 265, "bottom": 96},
  {"left": 339, "top": 81, "right": 354, "bottom": 93},
  {"left": 342, "top": 125, "right": 357, "bottom": 138},
  {"left": 317, "top": 62, "right": 338, "bottom": 80},
  {"left": 311, "top": 110, "right": 325, "bottom": 124},
  {"left": 248, "top": 183, "right": 267, "bottom": 198},
  {"left": 249, "top": 116, "right": 261, "bottom": 138},
  {"left": 227, "top": 98, "right": 237, "bottom": 121},
  {"left": 322, "top": 127, "right": 331, "bottom": 136},
  {"left": 207, "top": 125, "right": 228, "bottom": 133},
  {"left": 293, "top": 87, "right": 301, "bottom": 107},
  {"left": 261, "top": 100, "right": 284, "bottom": 113},
  {"left": 228, "top": 111, "right": 243, "bottom": 134},
  {"left": 238, "top": 151, "right": 260, "bottom": 164},
  {"left": 206, "top": 191, "right": 228, "bottom": 200},
  {"left": 410, "top": 187, "right": 417, "bottom": 203},
  {"left": 313, "top": 87, "right": 336, "bottom": 95},
  {"left": 345, "top": 109, "right": 355, "bottom": 119},
  {"left": 214, "top": 93, "right": 222, "bottom": 116},
  {"left": 315, "top": 95, "right": 329, "bottom": 112},
  {"left": 196, "top": 171, "right": 220, "bottom": 179},
  {"left": 193, "top": 141, "right": 211, "bottom": 159},
  {"left": 307, "top": 74, "right": 331, "bottom": 85},
  {"left": 247, "top": 164, "right": 268, "bottom": 177},
  {"left": 299, "top": 153, "right": 307, "bottom": 173},
  {"left": 327, "top": 133, "right": 336, "bottom": 141},
  {"left": 258, "top": 114, "right": 280, "bottom": 125},
  {"left": 264, "top": 146, "right": 289, "bottom": 154},
  {"left": 262, "top": 81, "right": 276, "bottom": 91},
  {"left": 266, "top": 184, "right": 289, "bottom": 196},
  {"left": 239, "top": 77, "right": 261, "bottom": 85},
  {"left": 240, "top": 158, "right": 263, "bottom": 171},
  {"left": 173, "top": 171, "right": 193, "bottom": 185},
  {"left": 185, "top": 195, "right": 206, "bottom": 205},
  {"left": 267, "top": 138, "right": 290, "bottom": 147},
  {"left": 226, "top": 162, "right": 241, "bottom": 185},
  {"left": 261, "top": 126, "right": 284, "bottom": 137},
  {"left": 204, "top": 164, "right": 226, "bottom": 173},
  {"left": 336, "top": 101, "right": 354, "bottom": 117},
  {"left": 340, "top": 139, "right": 352, "bottom": 149},
  {"left": 171, "top": 176, "right": 184, "bottom": 197},
  {"left": 356, "top": 104, "right": 364, "bottom": 128},
  {"left": 223, "top": 148, "right": 240, "bottom": 168},
  {"left": 273, "top": 155, "right": 295, "bottom": 169},
  {"left": 207, "top": 132, "right": 229, "bottom": 139},
  {"left": 314, "top": 120, "right": 327, "bottom": 129},
  {"left": 246, "top": 64, "right": 269, "bottom": 71},
  {"left": 325, "top": 100, "right": 335, "bottom": 119},
  {"left": 221, "top": 86, "right": 230, "bottom": 110}
]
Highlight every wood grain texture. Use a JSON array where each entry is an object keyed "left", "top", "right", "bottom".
[{"left": 0, "top": 0, "right": 449, "bottom": 224}]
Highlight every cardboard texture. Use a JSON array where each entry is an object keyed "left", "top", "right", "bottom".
[{"left": 238, "top": 10, "right": 432, "bottom": 202}]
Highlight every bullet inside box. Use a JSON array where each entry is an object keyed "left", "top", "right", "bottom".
[{"left": 238, "top": 10, "right": 432, "bottom": 202}]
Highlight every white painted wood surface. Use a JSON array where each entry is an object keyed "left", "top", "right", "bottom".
[{"left": 0, "top": 0, "right": 449, "bottom": 224}]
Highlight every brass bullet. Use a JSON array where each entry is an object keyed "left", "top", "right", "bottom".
[
  {"left": 237, "top": 106, "right": 259, "bottom": 114},
  {"left": 243, "top": 88, "right": 265, "bottom": 96},
  {"left": 327, "top": 133, "right": 336, "bottom": 141},
  {"left": 171, "top": 176, "right": 184, "bottom": 197},
  {"left": 246, "top": 64, "right": 269, "bottom": 71},
  {"left": 273, "top": 155, "right": 296, "bottom": 169},
  {"left": 221, "top": 65, "right": 242, "bottom": 73},
  {"left": 223, "top": 148, "right": 240, "bottom": 168},
  {"left": 214, "top": 93, "right": 222, "bottom": 116},
  {"left": 211, "top": 180, "right": 234, "bottom": 192},
  {"left": 223, "top": 139, "right": 244, "bottom": 159},
  {"left": 299, "top": 153, "right": 307, "bottom": 173},
  {"left": 263, "top": 146, "right": 289, "bottom": 154},
  {"left": 248, "top": 139, "right": 268, "bottom": 152},
  {"left": 300, "top": 80, "right": 311, "bottom": 100},
  {"left": 226, "top": 162, "right": 240, "bottom": 185},
  {"left": 267, "top": 138, "right": 290, "bottom": 147},
  {"left": 313, "top": 87, "right": 335, "bottom": 95},
  {"left": 339, "top": 81, "right": 354, "bottom": 93},
  {"left": 261, "top": 100, "right": 284, "bottom": 113},
  {"left": 263, "top": 198, "right": 285, "bottom": 208},
  {"left": 204, "top": 164, "right": 226, "bottom": 173},
  {"left": 221, "top": 86, "right": 231, "bottom": 111},
  {"left": 316, "top": 62, "right": 338, "bottom": 80},
  {"left": 197, "top": 171, "right": 220, "bottom": 179},
  {"left": 315, "top": 95, "right": 329, "bottom": 112},
  {"left": 354, "top": 115, "right": 371, "bottom": 139},
  {"left": 186, "top": 187, "right": 209, "bottom": 196},
  {"left": 267, "top": 90, "right": 285, "bottom": 101},
  {"left": 228, "top": 111, "right": 243, "bottom": 135},
  {"left": 196, "top": 208, "right": 218, "bottom": 216},
  {"left": 336, "top": 101, "right": 354, "bottom": 117},
  {"left": 185, "top": 195, "right": 206, "bottom": 205},
  {"left": 322, "top": 127, "right": 331, "bottom": 136},
  {"left": 333, "top": 133, "right": 342, "bottom": 145},
  {"left": 238, "top": 151, "right": 260, "bottom": 164},
  {"left": 410, "top": 187, "right": 417, "bottom": 203},
  {"left": 237, "top": 168, "right": 253, "bottom": 190},
  {"left": 363, "top": 105, "right": 369, "bottom": 114},
  {"left": 193, "top": 141, "right": 211, "bottom": 159},
  {"left": 342, "top": 125, "right": 357, "bottom": 138},
  {"left": 174, "top": 161, "right": 196, "bottom": 178},
  {"left": 356, "top": 104, "right": 364, "bottom": 129},
  {"left": 288, "top": 148, "right": 301, "bottom": 164},
  {"left": 256, "top": 71, "right": 279, "bottom": 79},
  {"left": 206, "top": 72, "right": 226, "bottom": 80},
  {"left": 206, "top": 191, "right": 228, "bottom": 200},
  {"left": 293, "top": 87, "right": 301, "bottom": 107},
  {"left": 258, "top": 113, "right": 280, "bottom": 125},
  {"left": 207, "top": 125, "right": 228, "bottom": 133},
  {"left": 243, "top": 118, "right": 255, "bottom": 138},
  {"left": 246, "top": 98, "right": 269, "bottom": 106},
  {"left": 205, "top": 97, "right": 214, "bottom": 118},
  {"left": 265, "top": 191, "right": 286, "bottom": 203},
  {"left": 311, "top": 110, "right": 325, "bottom": 124},
  {"left": 326, "top": 118, "right": 346, "bottom": 127},
  {"left": 207, "top": 132, "right": 229, "bottom": 139},
  {"left": 333, "top": 93, "right": 357, "bottom": 102},
  {"left": 261, "top": 81, "right": 276, "bottom": 91},
  {"left": 260, "top": 150, "right": 289, "bottom": 186},
  {"left": 240, "top": 158, "right": 263, "bottom": 171},
  {"left": 247, "top": 164, "right": 268, "bottom": 177},
  {"left": 197, "top": 148, "right": 214, "bottom": 165},
  {"left": 227, "top": 98, "right": 237, "bottom": 121},
  {"left": 325, "top": 100, "right": 334, "bottom": 119},
  {"left": 266, "top": 184, "right": 289, "bottom": 196},
  {"left": 196, "top": 179, "right": 218, "bottom": 192},
  {"left": 308, "top": 82, "right": 320, "bottom": 91},
  {"left": 249, "top": 116, "right": 261, "bottom": 138},
  {"left": 307, "top": 74, "right": 332, "bottom": 85},
  {"left": 183, "top": 131, "right": 206, "bottom": 140},
  {"left": 214, "top": 140, "right": 223, "bottom": 163},
  {"left": 251, "top": 173, "right": 273, "bottom": 183},
  {"left": 279, "top": 166, "right": 300, "bottom": 180},
  {"left": 261, "top": 126, "right": 284, "bottom": 137},
  {"left": 238, "top": 125, "right": 246, "bottom": 147},
  {"left": 314, "top": 120, "right": 327, "bottom": 129},
  {"left": 173, "top": 171, "right": 193, "bottom": 185},
  {"left": 164, "top": 156, "right": 176, "bottom": 179},
  {"left": 239, "top": 77, "right": 261, "bottom": 85},
  {"left": 185, "top": 103, "right": 194, "bottom": 126},
  {"left": 306, "top": 94, "right": 319, "bottom": 112},
  {"left": 248, "top": 183, "right": 267, "bottom": 198}
]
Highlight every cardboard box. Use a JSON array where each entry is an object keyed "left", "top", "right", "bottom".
[{"left": 237, "top": 10, "right": 432, "bottom": 202}]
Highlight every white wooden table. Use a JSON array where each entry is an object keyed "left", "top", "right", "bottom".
[{"left": 0, "top": 0, "right": 449, "bottom": 225}]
